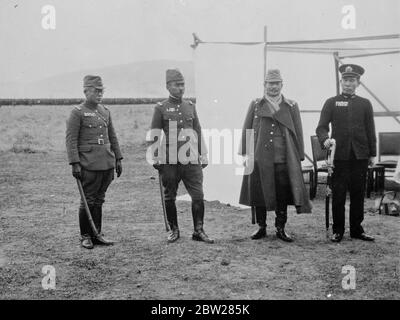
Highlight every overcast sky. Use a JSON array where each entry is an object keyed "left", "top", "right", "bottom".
[{"left": 0, "top": 0, "right": 398, "bottom": 82}]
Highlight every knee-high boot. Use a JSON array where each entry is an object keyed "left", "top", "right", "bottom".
[
  {"left": 191, "top": 200, "right": 214, "bottom": 244},
  {"left": 79, "top": 207, "right": 93, "bottom": 249},
  {"left": 92, "top": 206, "right": 114, "bottom": 245},
  {"left": 165, "top": 200, "right": 179, "bottom": 243}
]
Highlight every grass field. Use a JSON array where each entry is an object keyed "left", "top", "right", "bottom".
[
  {"left": 0, "top": 104, "right": 153, "bottom": 153},
  {"left": 0, "top": 105, "right": 399, "bottom": 300}
]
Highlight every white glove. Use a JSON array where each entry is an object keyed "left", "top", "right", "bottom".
[
  {"left": 323, "top": 139, "right": 334, "bottom": 149},
  {"left": 243, "top": 154, "right": 254, "bottom": 167}
]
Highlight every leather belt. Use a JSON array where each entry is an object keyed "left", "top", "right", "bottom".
[{"left": 84, "top": 138, "right": 110, "bottom": 145}]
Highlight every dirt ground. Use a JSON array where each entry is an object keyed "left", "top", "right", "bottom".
[{"left": 0, "top": 142, "right": 399, "bottom": 300}]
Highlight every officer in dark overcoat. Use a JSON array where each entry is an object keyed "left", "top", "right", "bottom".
[
  {"left": 66, "top": 75, "right": 123, "bottom": 249},
  {"left": 150, "top": 69, "right": 213, "bottom": 244},
  {"left": 316, "top": 64, "right": 376, "bottom": 242},
  {"left": 239, "top": 69, "right": 312, "bottom": 242}
]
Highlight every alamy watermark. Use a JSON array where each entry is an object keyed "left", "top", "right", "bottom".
[
  {"left": 146, "top": 123, "right": 255, "bottom": 175},
  {"left": 41, "top": 265, "right": 56, "bottom": 290}
]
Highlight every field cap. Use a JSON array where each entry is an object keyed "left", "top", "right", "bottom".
[
  {"left": 265, "top": 69, "right": 283, "bottom": 82},
  {"left": 166, "top": 69, "right": 184, "bottom": 84},
  {"left": 83, "top": 75, "right": 105, "bottom": 89}
]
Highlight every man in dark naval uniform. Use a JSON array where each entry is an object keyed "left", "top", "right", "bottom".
[
  {"left": 239, "top": 69, "right": 312, "bottom": 242},
  {"left": 150, "top": 69, "right": 213, "bottom": 244},
  {"left": 66, "top": 75, "right": 123, "bottom": 249},
  {"left": 316, "top": 64, "right": 376, "bottom": 243}
]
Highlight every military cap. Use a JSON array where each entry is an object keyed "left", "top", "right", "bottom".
[
  {"left": 166, "top": 69, "right": 184, "bottom": 84},
  {"left": 264, "top": 69, "right": 283, "bottom": 82},
  {"left": 83, "top": 75, "right": 105, "bottom": 89},
  {"left": 339, "top": 64, "right": 365, "bottom": 78}
]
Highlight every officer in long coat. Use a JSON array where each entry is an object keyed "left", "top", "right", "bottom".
[
  {"left": 66, "top": 75, "right": 123, "bottom": 249},
  {"left": 316, "top": 64, "right": 376, "bottom": 243},
  {"left": 239, "top": 69, "right": 312, "bottom": 242},
  {"left": 150, "top": 69, "right": 213, "bottom": 244}
]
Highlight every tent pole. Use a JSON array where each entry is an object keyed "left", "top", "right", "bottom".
[
  {"left": 264, "top": 26, "right": 267, "bottom": 81},
  {"left": 333, "top": 52, "right": 340, "bottom": 95}
]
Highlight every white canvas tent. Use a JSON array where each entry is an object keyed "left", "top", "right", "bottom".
[{"left": 186, "top": 32, "right": 400, "bottom": 207}]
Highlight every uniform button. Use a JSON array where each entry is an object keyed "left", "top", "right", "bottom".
[
  {"left": 89, "top": 125, "right": 92, "bottom": 128},
  {"left": 180, "top": 120, "right": 183, "bottom": 123},
  {"left": 100, "top": 126, "right": 102, "bottom": 128},
  {"left": 270, "top": 139, "right": 273, "bottom": 142},
  {"left": 100, "top": 134, "right": 103, "bottom": 137},
  {"left": 272, "top": 124, "right": 275, "bottom": 127},
  {"left": 255, "top": 116, "right": 258, "bottom": 118},
  {"left": 270, "top": 131, "right": 274, "bottom": 134},
  {"left": 179, "top": 113, "right": 182, "bottom": 115},
  {"left": 177, "top": 105, "right": 180, "bottom": 108}
]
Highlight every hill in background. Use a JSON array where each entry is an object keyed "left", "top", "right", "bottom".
[{"left": 0, "top": 60, "right": 195, "bottom": 98}]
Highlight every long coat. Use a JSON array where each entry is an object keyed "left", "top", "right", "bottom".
[{"left": 238, "top": 96, "right": 312, "bottom": 213}]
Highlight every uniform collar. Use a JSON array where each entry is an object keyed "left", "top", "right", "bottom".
[
  {"left": 83, "top": 101, "right": 98, "bottom": 110},
  {"left": 168, "top": 95, "right": 182, "bottom": 104},
  {"left": 340, "top": 92, "right": 356, "bottom": 99}
]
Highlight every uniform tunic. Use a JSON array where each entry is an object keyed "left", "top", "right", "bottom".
[
  {"left": 150, "top": 96, "right": 206, "bottom": 201},
  {"left": 66, "top": 102, "right": 123, "bottom": 207},
  {"left": 316, "top": 94, "right": 376, "bottom": 160},
  {"left": 316, "top": 93, "right": 377, "bottom": 236}
]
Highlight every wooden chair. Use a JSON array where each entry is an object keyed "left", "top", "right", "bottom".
[
  {"left": 310, "top": 135, "right": 328, "bottom": 199},
  {"left": 376, "top": 132, "right": 400, "bottom": 176},
  {"left": 302, "top": 164, "right": 315, "bottom": 200},
  {"left": 366, "top": 165, "right": 385, "bottom": 198}
]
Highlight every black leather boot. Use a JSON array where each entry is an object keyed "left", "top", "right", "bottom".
[
  {"left": 92, "top": 206, "right": 114, "bottom": 246},
  {"left": 275, "top": 210, "right": 293, "bottom": 242},
  {"left": 251, "top": 207, "right": 267, "bottom": 240},
  {"left": 165, "top": 200, "right": 180, "bottom": 243},
  {"left": 276, "top": 227, "right": 293, "bottom": 242},
  {"left": 79, "top": 207, "right": 91, "bottom": 235},
  {"left": 79, "top": 207, "right": 93, "bottom": 249},
  {"left": 191, "top": 200, "right": 214, "bottom": 244}
]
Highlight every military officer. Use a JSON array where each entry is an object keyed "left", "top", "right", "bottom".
[
  {"left": 150, "top": 69, "right": 213, "bottom": 244},
  {"left": 316, "top": 64, "right": 376, "bottom": 243},
  {"left": 239, "top": 69, "right": 312, "bottom": 242},
  {"left": 66, "top": 75, "right": 123, "bottom": 249}
]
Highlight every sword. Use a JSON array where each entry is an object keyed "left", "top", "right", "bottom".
[
  {"left": 158, "top": 172, "right": 169, "bottom": 232},
  {"left": 76, "top": 178, "right": 99, "bottom": 237},
  {"left": 325, "top": 139, "right": 336, "bottom": 236}
]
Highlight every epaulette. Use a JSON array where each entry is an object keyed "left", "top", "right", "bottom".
[
  {"left": 74, "top": 105, "right": 82, "bottom": 110},
  {"left": 285, "top": 98, "right": 296, "bottom": 107},
  {"left": 157, "top": 101, "right": 163, "bottom": 106},
  {"left": 188, "top": 100, "right": 194, "bottom": 105},
  {"left": 101, "top": 104, "right": 109, "bottom": 110}
]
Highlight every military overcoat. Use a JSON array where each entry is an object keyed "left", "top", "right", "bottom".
[{"left": 238, "top": 96, "right": 312, "bottom": 213}]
